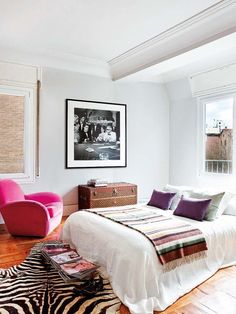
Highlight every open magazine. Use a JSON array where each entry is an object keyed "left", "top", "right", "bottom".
[{"left": 41, "top": 242, "right": 98, "bottom": 281}]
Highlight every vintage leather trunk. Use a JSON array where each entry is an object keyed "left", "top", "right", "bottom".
[{"left": 78, "top": 182, "right": 137, "bottom": 209}]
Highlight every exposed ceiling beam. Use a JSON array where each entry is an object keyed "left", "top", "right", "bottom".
[{"left": 109, "top": 0, "right": 236, "bottom": 81}]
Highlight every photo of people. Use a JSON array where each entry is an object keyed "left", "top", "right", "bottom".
[
  {"left": 73, "top": 108, "right": 121, "bottom": 161},
  {"left": 66, "top": 99, "right": 126, "bottom": 168}
]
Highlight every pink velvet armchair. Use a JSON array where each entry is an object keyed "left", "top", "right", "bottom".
[{"left": 0, "top": 179, "right": 63, "bottom": 237}]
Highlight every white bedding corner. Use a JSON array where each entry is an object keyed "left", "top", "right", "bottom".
[{"left": 61, "top": 205, "right": 236, "bottom": 314}]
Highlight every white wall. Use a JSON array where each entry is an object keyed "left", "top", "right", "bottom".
[
  {"left": 166, "top": 77, "right": 236, "bottom": 188},
  {"left": 166, "top": 78, "right": 198, "bottom": 186},
  {"left": 113, "top": 81, "right": 170, "bottom": 196},
  {"left": 11, "top": 68, "right": 170, "bottom": 213}
]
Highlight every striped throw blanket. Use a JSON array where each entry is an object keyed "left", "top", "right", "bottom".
[{"left": 86, "top": 206, "right": 208, "bottom": 271}]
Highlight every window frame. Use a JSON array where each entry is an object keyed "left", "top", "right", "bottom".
[
  {"left": 0, "top": 84, "right": 36, "bottom": 183},
  {"left": 197, "top": 92, "right": 236, "bottom": 178}
]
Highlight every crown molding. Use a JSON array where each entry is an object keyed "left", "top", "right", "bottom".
[
  {"left": 0, "top": 46, "right": 111, "bottom": 79},
  {"left": 109, "top": 0, "right": 236, "bottom": 80}
]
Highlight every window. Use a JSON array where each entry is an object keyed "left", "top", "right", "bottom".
[
  {"left": 200, "top": 95, "right": 235, "bottom": 175},
  {"left": 0, "top": 94, "right": 24, "bottom": 174},
  {"left": 0, "top": 85, "right": 36, "bottom": 182}
]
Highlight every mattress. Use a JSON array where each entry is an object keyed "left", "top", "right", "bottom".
[{"left": 61, "top": 204, "right": 236, "bottom": 314}]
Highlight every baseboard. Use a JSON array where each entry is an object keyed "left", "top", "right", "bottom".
[{"left": 63, "top": 204, "right": 78, "bottom": 216}]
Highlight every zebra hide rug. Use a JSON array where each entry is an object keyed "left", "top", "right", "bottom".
[{"left": 0, "top": 246, "right": 121, "bottom": 314}]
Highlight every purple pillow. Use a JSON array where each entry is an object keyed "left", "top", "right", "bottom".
[
  {"left": 148, "top": 190, "right": 176, "bottom": 210},
  {"left": 173, "top": 197, "right": 212, "bottom": 221}
]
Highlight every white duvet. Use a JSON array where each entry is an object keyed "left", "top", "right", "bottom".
[{"left": 61, "top": 204, "right": 236, "bottom": 314}]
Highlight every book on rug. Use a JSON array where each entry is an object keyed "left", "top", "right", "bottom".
[
  {"left": 42, "top": 243, "right": 71, "bottom": 255},
  {"left": 50, "top": 250, "right": 81, "bottom": 265},
  {"left": 60, "top": 258, "right": 98, "bottom": 279},
  {"left": 41, "top": 242, "right": 98, "bottom": 281}
]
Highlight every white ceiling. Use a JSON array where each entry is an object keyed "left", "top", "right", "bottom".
[
  {"left": 1, "top": 0, "right": 235, "bottom": 82},
  {"left": 0, "top": 0, "right": 219, "bottom": 61}
]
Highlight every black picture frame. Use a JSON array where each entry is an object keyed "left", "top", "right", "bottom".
[{"left": 66, "top": 99, "right": 127, "bottom": 168}]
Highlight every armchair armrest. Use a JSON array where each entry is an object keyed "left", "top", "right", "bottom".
[
  {"left": 0, "top": 200, "right": 50, "bottom": 236},
  {"left": 25, "top": 192, "right": 62, "bottom": 205},
  {"left": 0, "top": 200, "right": 50, "bottom": 219}
]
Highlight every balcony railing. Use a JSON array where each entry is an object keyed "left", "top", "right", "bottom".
[{"left": 205, "top": 160, "right": 232, "bottom": 174}]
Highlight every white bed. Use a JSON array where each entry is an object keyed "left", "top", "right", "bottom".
[{"left": 61, "top": 204, "right": 236, "bottom": 314}]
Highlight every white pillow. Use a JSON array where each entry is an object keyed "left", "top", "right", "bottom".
[
  {"left": 163, "top": 184, "right": 193, "bottom": 210},
  {"left": 193, "top": 188, "right": 235, "bottom": 214},
  {"left": 223, "top": 197, "right": 236, "bottom": 215},
  {"left": 220, "top": 192, "right": 236, "bottom": 213}
]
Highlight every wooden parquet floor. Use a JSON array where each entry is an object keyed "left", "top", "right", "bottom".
[
  {"left": 120, "top": 265, "right": 236, "bottom": 314},
  {"left": 0, "top": 217, "right": 67, "bottom": 268},
  {"left": 1, "top": 217, "right": 236, "bottom": 314}
]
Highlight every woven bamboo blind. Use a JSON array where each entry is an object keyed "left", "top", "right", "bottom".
[{"left": 0, "top": 94, "right": 24, "bottom": 173}]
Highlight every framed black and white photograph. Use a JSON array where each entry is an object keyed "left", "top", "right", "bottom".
[{"left": 66, "top": 99, "right": 127, "bottom": 168}]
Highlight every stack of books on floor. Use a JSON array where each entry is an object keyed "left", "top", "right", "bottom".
[
  {"left": 87, "top": 178, "right": 108, "bottom": 187},
  {"left": 41, "top": 242, "right": 98, "bottom": 281}
]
